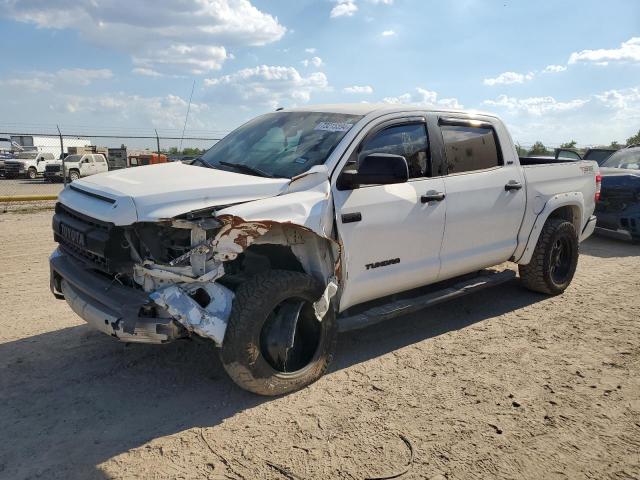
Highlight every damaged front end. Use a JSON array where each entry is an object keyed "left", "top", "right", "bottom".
[{"left": 50, "top": 173, "right": 340, "bottom": 346}]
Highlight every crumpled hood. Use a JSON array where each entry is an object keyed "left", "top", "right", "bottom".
[{"left": 57, "top": 162, "right": 290, "bottom": 225}]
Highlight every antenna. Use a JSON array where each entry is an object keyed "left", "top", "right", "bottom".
[{"left": 179, "top": 80, "right": 196, "bottom": 153}]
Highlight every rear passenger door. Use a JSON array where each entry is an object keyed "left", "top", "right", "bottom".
[
  {"left": 94, "top": 155, "right": 108, "bottom": 173},
  {"left": 435, "top": 117, "right": 526, "bottom": 280}
]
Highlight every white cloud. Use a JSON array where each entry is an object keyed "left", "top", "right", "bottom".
[
  {"left": 382, "top": 87, "right": 463, "bottom": 109},
  {"left": 483, "top": 95, "right": 586, "bottom": 116},
  {"left": 305, "top": 48, "right": 317, "bottom": 54},
  {"left": 204, "top": 65, "right": 328, "bottom": 108},
  {"left": 344, "top": 85, "right": 373, "bottom": 94},
  {"left": 132, "top": 68, "right": 163, "bottom": 77},
  {"left": 543, "top": 64, "right": 567, "bottom": 73},
  {"left": 483, "top": 71, "right": 534, "bottom": 86},
  {"left": 0, "top": 68, "right": 113, "bottom": 91},
  {"left": 369, "top": 0, "right": 394, "bottom": 3},
  {"left": 301, "top": 56, "right": 324, "bottom": 68},
  {"left": 594, "top": 87, "right": 640, "bottom": 110},
  {"left": 483, "top": 87, "right": 640, "bottom": 145},
  {"left": 331, "top": 0, "right": 358, "bottom": 18},
  {"left": 133, "top": 44, "right": 229, "bottom": 75},
  {"left": 0, "top": 0, "right": 286, "bottom": 74},
  {"left": 55, "top": 68, "right": 113, "bottom": 86},
  {"left": 0, "top": 77, "right": 53, "bottom": 92},
  {"left": 568, "top": 37, "right": 640, "bottom": 66},
  {"left": 60, "top": 93, "right": 210, "bottom": 129},
  {"left": 381, "top": 30, "right": 395, "bottom": 37}
]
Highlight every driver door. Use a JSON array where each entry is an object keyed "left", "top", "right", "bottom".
[
  {"left": 333, "top": 119, "right": 446, "bottom": 311},
  {"left": 80, "top": 155, "right": 93, "bottom": 176}
]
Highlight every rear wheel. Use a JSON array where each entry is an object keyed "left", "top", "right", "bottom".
[
  {"left": 220, "top": 270, "right": 337, "bottom": 396},
  {"left": 28, "top": 167, "right": 37, "bottom": 179},
  {"left": 519, "top": 218, "right": 579, "bottom": 295}
]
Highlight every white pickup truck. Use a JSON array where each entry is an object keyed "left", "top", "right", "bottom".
[
  {"left": 44, "top": 153, "right": 109, "bottom": 182},
  {"left": 4, "top": 151, "right": 57, "bottom": 179},
  {"left": 49, "top": 105, "right": 600, "bottom": 395}
]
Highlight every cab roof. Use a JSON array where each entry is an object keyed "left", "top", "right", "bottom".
[{"left": 283, "top": 103, "right": 497, "bottom": 118}]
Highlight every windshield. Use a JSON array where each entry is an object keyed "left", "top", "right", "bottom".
[
  {"left": 602, "top": 149, "right": 640, "bottom": 170},
  {"left": 201, "top": 112, "right": 363, "bottom": 178},
  {"left": 16, "top": 152, "right": 37, "bottom": 160},
  {"left": 65, "top": 155, "right": 82, "bottom": 163}
]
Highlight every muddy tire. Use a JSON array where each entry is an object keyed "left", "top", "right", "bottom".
[
  {"left": 519, "top": 218, "right": 579, "bottom": 295},
  {"left": 28, "top": 168, "right": 37, "bottom": 180},
  {"left": 69, "top": 170, "right": 80, "bottom": 182},
  {"left": 220, "top": 270, "right": 337, "bottom": 396}
]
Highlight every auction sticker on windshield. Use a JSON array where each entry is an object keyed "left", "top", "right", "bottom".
[{"left": 314, "top": 122, "right": 353, "bottom": 132}]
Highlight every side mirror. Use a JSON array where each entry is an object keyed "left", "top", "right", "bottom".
[{"left": 339, "top": 153, "right": 409, "bottom": 189}]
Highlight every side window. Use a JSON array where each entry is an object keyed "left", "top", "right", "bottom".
[
  {"left": 358, "top": 123, "right": 430, "bottom": 179},
  {"left": 441, "top": 125, "right": 501, "bottom": 174},
  {"left": 556, "top": 149, "right": 581, "bottom": 160}
]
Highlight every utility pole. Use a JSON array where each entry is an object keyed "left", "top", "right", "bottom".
[{"left": 57, "top": 125, "right": 66, "bottom": 186}]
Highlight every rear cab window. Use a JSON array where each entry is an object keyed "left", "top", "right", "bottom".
[{"left": 439, "top": 120, "right": 503, "bottom": 174}]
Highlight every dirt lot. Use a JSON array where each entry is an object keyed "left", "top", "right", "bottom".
[{"left": 1, "top": 210, "right": 639, "bottom": 480}]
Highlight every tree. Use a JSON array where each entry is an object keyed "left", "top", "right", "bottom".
[
  {"left": 515, "top": 143, "right": 528, "bottom": 157},
  {"left": 608, "top": 141, "right": 622, "bottom": 150},
  {"left": 626, "top": 129, "right": 640, "bottom": 146},
  {"left": 528, "top": 141, "right": 550, "bottom": 156},
  {"left": 560, "top": 140, "right": 577, "bottom": 149},
  {"left": 182, "top": 147, "right": 203, "bottom": 156}
]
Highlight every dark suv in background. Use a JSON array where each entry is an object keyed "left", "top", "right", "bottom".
[{"left": 595, "top": 146, "right": 640, "bottom": 242}]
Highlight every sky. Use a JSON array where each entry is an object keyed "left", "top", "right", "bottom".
[{"left": 0, "top": 0, "right": 639, "bottom": 147}]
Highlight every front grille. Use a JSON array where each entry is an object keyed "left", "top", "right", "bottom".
[
  {"left": 5, "top": 163, "right": 21, "bottom": 174},
  {"left": 46, "top": 164, "right": 61, "bottom": 173},
  {"left": 53, "top": 203, "right": 132, "bottom": 274},
  {"left": 55, "top": 203, "right": 110, "bottom": 231}
]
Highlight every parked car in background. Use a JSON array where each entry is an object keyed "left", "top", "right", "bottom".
[
  {"left": 595, "top": 145, "right": 640, "bottom": 242},
  {"left": 44, "top": 153, "right": 109, "bottom": 182},
  {"left": 49, "top": 105, "right": 600, "bottom": 395},
  {"left": 0, "top": 137, "right": 14, "bottom": 176},
  {"left": 4, "top": 151, "right": 57, "bottom": 178},
  {"left": 128, "top": 152, "right": 167, "bottom": 167},
  {"left": 583, "top": 148, "right": 617, "bottom": 165}
]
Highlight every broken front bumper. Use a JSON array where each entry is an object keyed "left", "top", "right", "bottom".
[{"left": 49, "top": 249, "right": 185, "bottom": 344}]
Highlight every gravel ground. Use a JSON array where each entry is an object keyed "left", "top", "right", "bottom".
[{"left": 0, "top": 210, "right": 639, "bottom": 480}]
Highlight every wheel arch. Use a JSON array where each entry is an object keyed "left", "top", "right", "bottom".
[{"left": 516, "top": 194, "right": 583, "bottom": 265}]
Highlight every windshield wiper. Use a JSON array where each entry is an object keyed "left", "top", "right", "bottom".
[
  {"left": 190, "top": 157, "right": 211, "bottom": 168},
  {"left": 218, "top": 161, "right": 273, "bottom": 178}
]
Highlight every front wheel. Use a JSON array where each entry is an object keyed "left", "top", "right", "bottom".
[
  {"left": 28, "top": 168, "right": 37, "bottom": 179},
  {"left": 519, "top": 218, "right": 579, "bottom": 295},
  {"left": 220, "top": 270, "right": 338, "bottom": 396},
  {"left": 69, "top": 170, "right": 80, "bottom": 182}
]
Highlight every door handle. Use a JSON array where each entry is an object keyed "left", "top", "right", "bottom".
[
  {"left": 421, "top": 191, "right": 446, "bottom": 203},
  {"left": 341, "top": 212, "right": 362, "bottom": 223},
  {"left": 505, "top": 180, "right": 523, "bottom": 191}
]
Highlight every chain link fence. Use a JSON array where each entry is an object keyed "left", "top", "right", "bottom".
[{"left": 1, "top": 128, "right": 221, "bottom": 210}]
